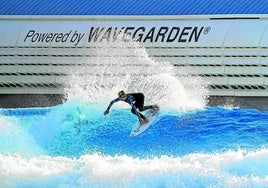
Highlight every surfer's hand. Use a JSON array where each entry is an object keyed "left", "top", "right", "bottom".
[{"left": 104, "top": 109, "right": 109, "bottom": 115}]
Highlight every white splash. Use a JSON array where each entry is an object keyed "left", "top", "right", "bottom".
[{"left": 64, "top": 38, "right": 208, "bottom": 111}]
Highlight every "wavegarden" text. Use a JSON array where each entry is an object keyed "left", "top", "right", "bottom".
[{"left": 88, "top": 26, "right": 206, "bottom": 43}]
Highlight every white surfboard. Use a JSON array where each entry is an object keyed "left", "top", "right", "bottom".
[{"left": 130, "top": 107, "right": 159, "bottom": 137}]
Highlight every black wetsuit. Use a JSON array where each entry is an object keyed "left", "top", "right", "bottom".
[{"left": 107, "top": 93, "right": 153, "bottom": 119}]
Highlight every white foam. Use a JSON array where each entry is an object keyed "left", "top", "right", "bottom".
[
  {"left": 0, "top": 154, "right": 75, "bottom": 178},
  {"left": 1, "top": 148, "right": 268, "bottom": 187},
  {"left": 0, "top": 116, "right": 43, "bottom": 156}
]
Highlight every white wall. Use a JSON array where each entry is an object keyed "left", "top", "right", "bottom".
[{"left": 0, "top": 17, "right": 267, "bottom": 96}]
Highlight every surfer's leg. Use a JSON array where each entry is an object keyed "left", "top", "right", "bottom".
[
  {"left": 131, "top": 108, "right": 149, "bottom": 125},
  {"left": 140, "top": 106, "right": 152, "bottom": 111},
  {"left": 134, "top": 94, "right": 145, "bottom": 110},
  {"left": 131, "top": 108, "right": 145, "bottom": 119},
  {"left": 138, "top": 105, "right": 155, "bottom": 111},
  {"left": 135, "top": 94, "right": 158, "bottom": 111}
]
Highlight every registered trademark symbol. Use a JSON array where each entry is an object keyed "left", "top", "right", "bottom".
[{"left": 204, "top": 27, "right": 211, "bottom": 34}]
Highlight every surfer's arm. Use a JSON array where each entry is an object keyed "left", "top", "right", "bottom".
[{"left": 104, "top": 98, "right": 120, "bottom": 115}]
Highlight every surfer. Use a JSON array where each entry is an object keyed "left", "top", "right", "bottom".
[{"left": 104, "top": 90, "right": 157, "bottom": 125}]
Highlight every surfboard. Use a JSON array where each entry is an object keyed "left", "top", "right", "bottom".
[{"left": 130, "top": 107, "right": 159, "bottom": 137}]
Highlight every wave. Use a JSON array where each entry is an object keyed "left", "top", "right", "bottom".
[
  {"left": 1, "top": 104, "right": 268, "bottom": 157},
  {"left": 1, "top": 148, "right": 268, "bottom": 187}
]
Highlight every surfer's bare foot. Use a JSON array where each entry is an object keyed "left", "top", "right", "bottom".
[
  {"left": 150, "top": 104, "right": 159, "bottom": 111},
  {"left": 140, "top": 118, "right": 149, "bottom": 125},
  {"left": 150, "top": 105, "right": 159, "bottom": 113}
]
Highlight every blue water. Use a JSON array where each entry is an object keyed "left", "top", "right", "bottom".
[{"left": 1, "top": 101, "right": 268, "bottom": 187}]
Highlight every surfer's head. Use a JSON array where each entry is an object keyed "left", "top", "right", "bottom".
[{"left": 118, "top": 90, "right": 127, "bottom": 100}]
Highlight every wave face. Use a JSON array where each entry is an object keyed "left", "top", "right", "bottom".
[
  {"left": 1, "top": 40, "right": 268, "bottom": 187},
  {"left": 1, "top": 105, "right": 268, "bottom": 187}
]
